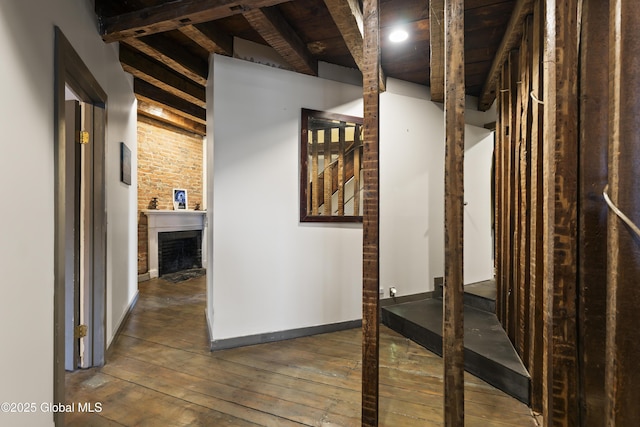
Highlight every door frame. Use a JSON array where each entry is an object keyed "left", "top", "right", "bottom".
[{"left": 54, "top": 27, "right": 107, "bottom": 425}]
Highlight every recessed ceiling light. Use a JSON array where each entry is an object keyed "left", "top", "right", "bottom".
[{"left": 389, "top": 28, "right": 409, "bottom": 43}]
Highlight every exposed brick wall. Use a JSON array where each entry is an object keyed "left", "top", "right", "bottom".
[{"left": 137, "top": 116, "right": 204, "bottom": 274}]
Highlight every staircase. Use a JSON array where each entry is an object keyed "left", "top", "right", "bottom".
[{"left": 381, "top": 279, "right": 530, "bottom": 404}]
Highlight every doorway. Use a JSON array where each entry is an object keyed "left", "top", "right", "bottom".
[
  {"left": 63, "top": 98, "right": 106, "bottom": 370},
  {"left": 54, "top": 27, "right": 107, "bottom": 425}
]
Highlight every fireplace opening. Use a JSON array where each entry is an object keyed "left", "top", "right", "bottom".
[{"left": 158, "top": 230, "right": 202, "bottom": 276}]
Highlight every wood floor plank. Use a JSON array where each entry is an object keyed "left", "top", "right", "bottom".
[{"left": 65, "top": 276, "right": 536, "bottom": 426}]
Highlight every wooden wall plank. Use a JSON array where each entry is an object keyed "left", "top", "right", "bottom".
[
  {"left": 605, "top": 0, "right": 640, "bottom": 425},
  {"left": 510, "top": 47, "right": 522, "bottom": 350},
  {"left": 498, "top": 63, "right": 510, "bottom": 326},
  {"left": 542, "top": 0, "right": 580, "bottom": 424},
  {"left": 506, "top": 50, "right": 519, "bottom": 343},
  {"left": 443, "top": 0, "right": 465, "bottom": 425},
  {"left": 361, "top": 0, "right": 381, "bottom": 423},
  {"left": 517, "top": 16, "right": 532, "bottom": 364},
  {"left": 527, "top": 0, "right": 545, "bottom": 413},
  {"left": 493, "top": 85, "right": 503, "bottom": 324},
  {"left": 429, "top": 0, "right": 445, "bottom": 103},
  {"left": 578, "top": 0, "right": 609, "bottom": 424}
]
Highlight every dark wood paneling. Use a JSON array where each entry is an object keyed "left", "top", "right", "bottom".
[
  {"left": 506, "top": 50, "right": 518, "bottom": 344},
  {"left": 578, "top": 0, "right": 609, "bottom": 424},
  {"left": 606, "top": 0, "right": 640, "bottom": 425},
  {"left": 527, "top": 0, "right": 544, "bottom": 413},
  {"left": 542, "top": 0, "right": 580, "bottom": 425}
]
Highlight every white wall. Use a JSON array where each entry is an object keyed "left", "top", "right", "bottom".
[
  {"left": 379, "top": 80, "right": 495, "bottom": 297},
  {"left": 0, "top": 2, "right": 137, "bottom": 425},
  {"left": 211, "top": 55, "right": 363, "bottom": 340},
  {"left": 209, "top": 55, "right": 495, "bottom": 342},
  {"left": 464, "top": 125, "right": 495, "bottom": 284}
]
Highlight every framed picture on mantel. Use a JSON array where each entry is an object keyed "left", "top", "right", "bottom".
[{"left": 173, "top": 188, "right": 187, "bottom": 210}]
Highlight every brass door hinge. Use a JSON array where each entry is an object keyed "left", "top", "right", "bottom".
[
  {"left": 74, "top": 324, "right": 88, "bottom": 339},
  {"left": 79, "top": 131, "right": 90, "bottom": 145}
]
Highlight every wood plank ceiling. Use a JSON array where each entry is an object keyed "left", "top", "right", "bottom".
[{"left": 94, "top": 0, "right": 516, "bottom": 135}]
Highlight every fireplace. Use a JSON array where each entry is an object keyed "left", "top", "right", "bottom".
[
  {"left": 158, "top": 230, "right": 202, "bottom": 275},
  {"left": 143, "top": 210, "right": 207, "bottom": 279}
]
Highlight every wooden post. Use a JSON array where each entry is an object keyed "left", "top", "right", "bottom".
[
  {"left": 443, "top": 0, "right": 465, "bottom": 425},
  {"left": 578, "top": 0, "right": 609, "bottom": 424},
  {"left": 606, "top": 0, "right": 640, "bottom": 425},
  {"left": 361, "top": 0, "right": 380, "bottom": 424},
  {"left": 429, "top": 0, "right": 445, "bottom": 103},
  {"left": 505, "top": 51, "right": 519, "bottom": 343},
  {"left": 527, "top": 0, "right": 545, "bottom": 413},
  {"left": 517, "top": 18, "right": 532, "bottom": 361},
  {"left": 494, "top": 84, "right": 503, "bottom": 323},
  {"left": 510, "top": 48, "right": 521, "bottom": 349},
  {"left": 498, "top": 63, "right": 510, "bottom": 326},
  {"left": 542, "top": 0, "right": 580, "bottom": 424}
]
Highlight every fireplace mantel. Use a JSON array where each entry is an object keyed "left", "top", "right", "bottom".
[{"left": 144, "top": 210, "right": 207, "bottom": 278}]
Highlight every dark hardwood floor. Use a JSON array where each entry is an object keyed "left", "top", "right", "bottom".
[{"left": 65, "top": 276, "right": 537, "bottom": 426}]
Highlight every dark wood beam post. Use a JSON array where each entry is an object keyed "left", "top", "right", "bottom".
[
  {"left": 361, "top": 0, "right": 380, "bottom": 423},
  {"left": 527, "top": 0, "right": 544, "bottom": 413},
  {"left": 606, "top": 0, "right": 640, "bottom": 425},
  {"left": 542, "top": 0, "right": 580, "bottom": 425},
  {"left": 443, "top": 0, "right": 465, "bottom": 425},
  {"left": 429, "top": 0, "right": 444, "bottom": 103},
  {"left": 517, "top": 16, "right": 533, "bottom": 364},
  {"left": 578, "top": 0, "right": 609, "bottom": 424}
]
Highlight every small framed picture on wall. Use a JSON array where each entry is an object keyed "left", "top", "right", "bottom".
[
  {"left": 173, "top": 188, "right": 187, "bottom": 210},
  {"left": 120, "top": 142, "right": 131, "bottom": 185}
]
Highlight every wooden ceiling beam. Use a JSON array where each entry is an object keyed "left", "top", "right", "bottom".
[
  {"left": 243, "top": 7, "right": 318, "bottom": 75},
  {"left": 138, "top": 100, "right": 207, "bottom": 135},
  {"left": 124, "top": 34, "right": 209, "bottom": 85},
  {"left": 178, "top": 24, "right": 233, "bottom": 56},
  {"left": 100, "top": 0, "right": 293, "bottom": 43},
  {"left": 477, "top": 0, "right": 535, "bottom": 111},
  {"left": 120, "top": 45, "right": 206, "bottom": 108},
  {"left": 323, "top": 0, "right": 386, "bottom": 91},
  {"left": 429, "top": 0, "right": 444, "bottom": 102},
  {"left": 134, "top": 78, "right": 207, "bottom": 124}
]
